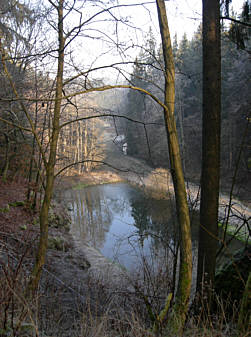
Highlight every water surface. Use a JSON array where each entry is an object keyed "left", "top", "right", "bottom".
[
  {"left": 64, "top": 182, "right": 243, "bottom": 272},
  {"left": 64, "top": 183, "right": 180, "bottom": 270}
]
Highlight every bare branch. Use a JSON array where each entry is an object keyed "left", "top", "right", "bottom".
[
  {"left": 0, "top": 117, "right": 32, "bottom": 133},
  {"left": 63, "top": 61, "right": 161, "bottom": 86},
  {"left": 64, "top": 1, "right": 156, "bottom": 42},
  {"left": 0, "top": 85, "right": 170, "bottom": 112},
  {"left": 221, "top": 16, "right": 251, "bottom": 28},
  {"left": 59, "top": 113, "right": 164, "bottom": 129},
  {"left": 54, "top": 159, "right": 130, "bottom": 177}
]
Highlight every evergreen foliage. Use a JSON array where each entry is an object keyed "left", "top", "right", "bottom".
[{"left": 123, "top": 21, "right": 250, "bottom": 186}]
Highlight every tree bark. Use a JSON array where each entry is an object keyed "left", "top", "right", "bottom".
[
  {"left": 2, "top": 133, "right": 10, "bottom": 182},
  {"left": 156, "top": 0, "right": 192, "bottom": 334},
  {"left": 28, "top": 0, "right": 65, "bottom": 294},
  {"left": 197, "top": 0, "right": 221, "bottom": 299}
]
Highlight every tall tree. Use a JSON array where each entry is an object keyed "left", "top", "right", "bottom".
[
  {"left": 28, "top": 0, "right": 65, "bottom": 293},
  {"left": 197, "top": 0, "right": 221, "bottom": 298},
  {"left": 156, "top": 0, "right": 192, "bottom": 334}
]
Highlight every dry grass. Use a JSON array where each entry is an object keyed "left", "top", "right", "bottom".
[
  {"left": 0, "top": 255, "right": 245, "bottom": 337},
  {"left": 143, "top": 168, "right": 172, "bottom": 199},
  {"left": 0, "top": 176, "right": 247, "bottom": 337},
  {"left": 0, "top": 222, "right": 245, "bottom": 337}
]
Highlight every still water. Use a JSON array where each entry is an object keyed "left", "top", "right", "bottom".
[
  {"left": 64, "top": 183, "right": 242, "bottom": 271},
  {"left": 64, "top": 183, "right": 195, "bottom": 271}
]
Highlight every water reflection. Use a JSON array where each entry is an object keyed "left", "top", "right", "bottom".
[
  {"left": 130, "top": 196, "right": 177, "bottom": 248},
  {"left": 63, "top": 182, "right": 244, "bottom": 284},
  {"left": 65, "top": 186, "right": 111, "bottom": 249},
  {"left": 64, "top": 183, "right": 181, "bottom": 270}
]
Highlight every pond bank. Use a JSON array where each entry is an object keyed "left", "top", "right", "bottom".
[
  {"left": 51, "top": 168, "right": 174, "bottom": 299},
  {"left": 55, "top": 158, "right": 251, "bottom": 245},
  {"left": 48, "top": 163, "right": 250, "bottom": 307},
  {"left": 1, "top": 164, "right": 248, "bottom": 336},
  {"left": 46, "top": 151, "right": 250, "bottom": 330}
]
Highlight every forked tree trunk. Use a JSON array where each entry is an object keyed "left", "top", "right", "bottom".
[{"left": 156, "top": 0, "right": 192, "bottom": 334}]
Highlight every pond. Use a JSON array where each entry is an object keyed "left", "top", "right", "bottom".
[
  {"left": 64, "top": 182, "right": 243, "bottom": 273},
  {"left": 65, "top": 183, "right": 195, "bottom": 271}
]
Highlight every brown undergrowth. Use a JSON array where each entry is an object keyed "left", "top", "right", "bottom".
[{"left": 0, "top": 176, "right": 247, "bottom": 337}]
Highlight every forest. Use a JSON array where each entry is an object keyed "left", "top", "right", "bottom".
[{"left": 0, "top": 0, "right": 250, "bottom": 336}]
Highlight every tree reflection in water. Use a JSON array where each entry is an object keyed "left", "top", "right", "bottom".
[{"left": 65, "top": 183, "right": 181, "bottom": 271}]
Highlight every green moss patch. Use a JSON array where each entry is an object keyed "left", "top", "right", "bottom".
[
  {"left": 0, "top": 204, "right": 10, "bottom": 213},
  {"left": 72, "top": 182, "right": 90, "bottom": 190},
  {"left": 9, "top": 201, "right": 25, "bottom": 207},
  {"left": 48, "top": 236, "right": 69, "bottom": 251},
  {"left": 218, "top": 222, "right": 251, "bottom": 244}
]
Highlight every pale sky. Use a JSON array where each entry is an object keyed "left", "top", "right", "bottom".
[
  {"left": 68, "top": 0, "right": 204, "bottom": 80},
  {"left": 38, "top": 0, "right": 245, "bottom": 82},
  {"left": 73, "top": 0, "right": 244, "bottom": 82},
  {"left": 116, "top": 0, "right": 244, "bottom": 42}
]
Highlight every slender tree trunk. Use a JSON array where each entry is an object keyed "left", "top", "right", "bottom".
[
  {"left": 156, "top": 0, "right": 192, "bottom": 334},
  {"left": 83, "top": 123, "right": 88, "bottom": 171},
  {"left": 32, "top": 104, "right": 48, "bottom": 210},
  {"left": 177, "top": 97, "right": 186, "bottom": 173},
  {"left": 79, "top": 122, "right": 83, "bottom": 173},
  {"left": 2, "top": 133, "right": 10, "bottom": 182},
  {"left": 76, "top": 121, "right": 80, "bottom": 173},
  {"left": 28, "top": 0, "right": 65, "bottom": 294},
  {"left": 27, "top": 69, "right": 39, "bottom": 203},
  {"left": 89, "top": 120, "right": 95, "bottom": 171},
  {"left": 197, "top": 0, "right": 221, "bottom": 299}
]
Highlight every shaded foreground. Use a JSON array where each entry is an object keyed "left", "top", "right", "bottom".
[{"left": 0, "top": 176, "right": 249, "bottom": 336}]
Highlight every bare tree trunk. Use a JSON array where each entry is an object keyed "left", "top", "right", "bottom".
[
  {"left": 83, "top": 123, "right": 89, "bottom": 171},
  {"left": 28, "top": 0, "right": 65, "bottom": 294},
  {"left": 27, "top": 68, "right": 39, "bottom": 203},
  {"left": 156, "top": 0, "right": 192, "bottom": 334},
  {"left": 32, "top": 103, "right": 48, "bottom": 210},
  {"left": 89, "top": 120, "right": 95, "bottom": 171},
  {"left": 2, "top": 133, "right": 10, "bottom": 182},
  {"left": 76, "top": 121, "right": 80, "bottom": 173},
  {"left": 197, "top": 0, "right": 221, "bottom": 301},
  {"left": 177, "top": 95, "right": 186, "bottom": 173},
  {"left": 79, "top": 122, "right": 83, "bottom": 174}
]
